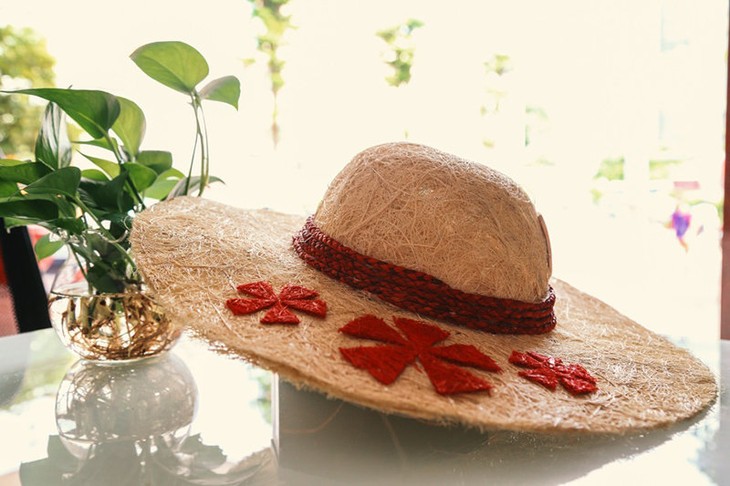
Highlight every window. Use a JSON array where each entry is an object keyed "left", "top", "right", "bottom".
[{"left": 3, "top": 0, "right": 726, "bottom": 340}]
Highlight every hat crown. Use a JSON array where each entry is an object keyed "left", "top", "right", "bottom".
[{"left": 314, "top": 142, "right": 551, "bottom": 303}]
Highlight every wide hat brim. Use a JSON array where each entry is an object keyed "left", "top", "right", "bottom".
[{"left": 131, "top": 196, "right": 717, "bottom": 434}]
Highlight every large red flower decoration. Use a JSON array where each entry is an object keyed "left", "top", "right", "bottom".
[
  {"left": 226, "top": 281, "right": 327, "bottom": 324},
  {"left": 339, "top": 315, "right": 501, "bottom": 395},
  {"left": 509, "top": 351, "right": 598, "bottom": 395}
]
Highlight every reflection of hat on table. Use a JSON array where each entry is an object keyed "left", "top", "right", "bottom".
[
  {"left": 275, "top": 378, "right": 709, "bottom": 485},
  {"left": 132, "top": 142, "right": 716, "bottom": 434}
]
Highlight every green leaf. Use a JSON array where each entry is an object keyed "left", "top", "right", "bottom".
[
  {"left": 156, "top": 167, "right": 185, "bottom": 179},
  {"left": 34, "top": 102, "right": 73, "bottom": 169},
  {"left": 81, "top": 169, "right": 110, "bottom": 181},
  {"left": 85, "top": 231, "right": 129, "bottom": 263},
  {"left": 34, "top": 233, "right": 64, "bottom": 260},
  {"left": 79, "top": 173, "right": 133, "bottom": 213},
  {"left": 143, "top": 179, "right": 177, "bottom": 200},
  {"left": 168, "top": 175, "right": 223, "bottom": 198},
  {"left": 0, "top": 161, "right": 51, "bottom": 184},
  {"left": 112, "top": 97, "right": 146, "bottom": 158},
  {"left": 86, "top": 265, "right": 127, "bottom": 293},
  {"left": 0, "top": 181, "right": 17, "bottom": 197},
  {"left": 105, "top": 212, "right": 134, "bottom": 238},
  {"left": 80, "top": 153, "right": 120, "bottom": 178},
  {"left": 0, "top": 199, "right": 58, "bottom": 222},
  {"left": 136, "top": 150, "right": 173, "bottom": 174},
  {"left": 46, "top": 217, "right": 85, "bottom": 234},
  {"left": 130, "top": 41, "right": 209, "bottom": 94},
  {"left": 23, "top": 167, "right": 81, "bottom": 198},
  {"left": 143, "top": 168, "right": 184, "bottom": 200},
  {"left": 7, "top": 88, "right": 120, "bottom": 139},
  {"left": 122, "top": 163, "right": 157, "bottom": 191},
  {"left": 36, "top": 193, "right": 79, "bottom": 219},
  {"left": 74, "top": 137, "right": 115, "bottom": 151},
  {"left": 199, "top": 76, "right": 241, "bottom": 109},
  {"left": 0, "top": 159, "right": 27, "bottom": 167},
  {"left": 8, "top": 193, "right": 78, "bottom": 219}
]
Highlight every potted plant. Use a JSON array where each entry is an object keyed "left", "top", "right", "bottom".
[{"left": 0, "top": 41, "right": 240, "bottom": 361}]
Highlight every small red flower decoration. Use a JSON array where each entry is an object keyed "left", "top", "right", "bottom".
[
  {"left": 339, "top": 315, "right": 501, "bottom": 395},
  {"left": 226, "top": 281, "right": 327, "bottom": 324},
  {"left": 509, "top": 351, "right": 598, "bottom": 395}
]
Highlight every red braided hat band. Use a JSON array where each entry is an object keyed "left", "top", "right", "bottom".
[{"left": 292, "top": 217, "right": 556, "bottom": 335}]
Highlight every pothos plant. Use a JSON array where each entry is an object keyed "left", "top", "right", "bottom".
[{"left": 0, "top": 41, "right": 240, "bottom": 293}]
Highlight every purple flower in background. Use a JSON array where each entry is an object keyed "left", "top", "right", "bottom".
[
  {"left": 669, "top": 206, "right": 692, "bottom": 251},
  {"left": 671, "top": 208, "right": 691, "bottom": 239}
]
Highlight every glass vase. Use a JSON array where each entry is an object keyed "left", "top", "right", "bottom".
[{"left": 48, "top": 259, "right": 180, "bottom": 362}]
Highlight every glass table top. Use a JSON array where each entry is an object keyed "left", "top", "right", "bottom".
[{"left": 0, "top": 329, "right": 727, "bottom": 485}]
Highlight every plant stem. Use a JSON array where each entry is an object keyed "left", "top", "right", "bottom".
[
  {"left": 183, "top": 119, "right": 198, "bottom": 196},
  {"left": 72, "top": 196, "right": 137, "bottom": 270},
  {"left": 68, "top": 244, "right": 91, "bottom": 292},
  {"left": 70, "top": 245, "right": 109, "bottom": 295},
  {"left": 199, "top": 102, "right": 210, "bottom": 193},
  {"left": 190, "top": 92, "right": 209, "bottom": 196},
  {"left": 104, "top": 133, "right": 146, "bottom": 210}
]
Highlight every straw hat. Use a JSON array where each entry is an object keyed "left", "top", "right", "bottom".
[{"left": 130, "top": 142, "right": 716, "bottom": 434}]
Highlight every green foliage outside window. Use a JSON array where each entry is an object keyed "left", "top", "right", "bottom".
[
  {"left": 246, "top": 0, "right": 293, "bottom": 147},
  {"left": 376, "top": 18, "right": 424, "bottom": 88},
  {"left": 0, "top": 25, "right": 56, "bottom": 158},
  {"left": 594, "top": 157, "right": 625, "bottom": 181}
]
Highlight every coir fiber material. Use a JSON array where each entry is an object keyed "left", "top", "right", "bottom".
[{"left": 130, "top": 142, "right": 716, "bottom": 434}]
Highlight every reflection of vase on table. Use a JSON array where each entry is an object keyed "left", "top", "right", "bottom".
[
  {"left": 20, "top": 354, "right": 197, "bottom": 485},
  {"left": 20, "top": 352, "right": 277, "bottom": 485}
]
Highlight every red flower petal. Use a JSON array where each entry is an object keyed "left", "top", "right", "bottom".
[
  {"left": 226, "top": 297, "right": 275, "bottom": 315},
  {"left": 393, "top": 317, "right": 449, "bottom": 349},
  {"left": 228, "top": 281, "right": 328, "bottom": 325},
  {"left": 339, "top": 315, "right": 408, "bottom": 345},
  {"left": 558, "top": 364, "right": 598, "bottom": 395},
  {"left": 339, "top": 315, "right": 499, "bottom": 396},
  {"left": 339, "top": 345, "right": 418, "bottom": 385},
  {"left": 419, "top": 353, "right": 493, "bottom": 395},
  {"left": 559, "top": 375, "right": 598, "bottom": 395},
  {"left": 527, "top": 351, "right": 557, "bottom": 368},
  {"left": 511, "top": 350, "right": 598, "bottom": 395},
  {"left": 284, "top": 298, "right": 327, "bottom": 317},
  {"left": 430, "top": 344, "right": 502, "bottom": 372},
  {"left": 279, "top": 284, "right": 319, "bottom": 300},
  {"left": 261, "top": 302, "right": 300, "bottom": 324},
  {"left": 237, "top": 281, "right": 276, "bottom": 299},
  {"left": 519, "top": 368, "right": 559, "bottom": 391},
  {"left": 508, "top": 350, "right": 543, "bottom": 368},
  {"left": 561, "top": 363, "right": 597, "bottom": 385}
]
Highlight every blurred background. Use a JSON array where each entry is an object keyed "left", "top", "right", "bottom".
[{"left": 1, "top": 0, "right": 727, "bottom": 341}]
